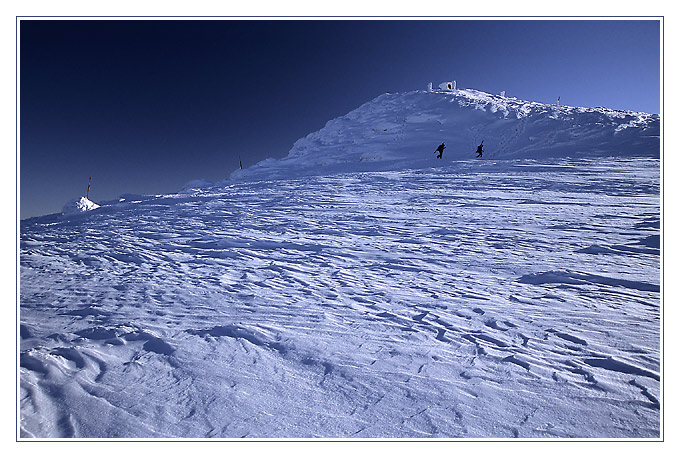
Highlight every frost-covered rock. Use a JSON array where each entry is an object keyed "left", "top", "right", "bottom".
[{"left": 61, "top": 196, "right": 100, "bottom": 214}]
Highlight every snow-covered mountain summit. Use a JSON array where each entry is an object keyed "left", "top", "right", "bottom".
[{"left": 231, "top": 86, "right": 659, "bottom": 181}]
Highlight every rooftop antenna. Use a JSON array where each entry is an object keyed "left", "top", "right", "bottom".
[{"left": 86, "top": 176, "right": 91, "bottom": 200}]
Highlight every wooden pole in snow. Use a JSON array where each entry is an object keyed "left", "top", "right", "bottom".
[{"left": 87, "top": 177, "right": 91, "bottom": 199}]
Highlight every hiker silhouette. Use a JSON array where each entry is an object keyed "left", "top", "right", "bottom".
[
  {"left": 475, "top": 141, "right": 484, "bottom": 158},
  {"left": 434, "top": 142, "right": 446, "bottom": 159}
]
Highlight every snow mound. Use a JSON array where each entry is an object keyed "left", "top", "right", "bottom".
[
  {"left": 181, "top": 179, "right": 217, "bottom": 191},
  {"left": 231, "top": 87, "right": 659, "bottom": 181},
  {"left": 61, "top": 196, "right": 100, "bottom": 214}
]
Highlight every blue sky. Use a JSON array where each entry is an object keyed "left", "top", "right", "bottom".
[{"left": 20, "top": 19, "right": 660, "bottom": 219}]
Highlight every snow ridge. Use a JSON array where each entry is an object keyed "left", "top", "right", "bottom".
[{"left": 231, "top": 88, "right": 659, "bottom": 181}]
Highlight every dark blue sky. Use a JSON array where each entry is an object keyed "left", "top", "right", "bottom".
[{"left": 20, "top": 19, "right": 660, "bottom": 219}]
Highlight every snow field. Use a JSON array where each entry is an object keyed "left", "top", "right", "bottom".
[{"left": 20, "top": 157, "right": 660, "bottom": 438}]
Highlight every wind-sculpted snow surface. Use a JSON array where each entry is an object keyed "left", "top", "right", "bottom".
[
  {"left": 231, "top": 89, "right": 659, "bottom": 181},
  {"left": 20, "top": 157, "right": 660, "bottom": 438}
]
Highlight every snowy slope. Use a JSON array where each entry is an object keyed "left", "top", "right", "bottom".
[
  {"left": 20, "top": 158, "right": 660, "bottom": 438},
  {"left": 231, "top": 88, "right": 659, "bottom": 181},
  {"left": 19, "top": 87, "right": 660, "bottom": 439}
]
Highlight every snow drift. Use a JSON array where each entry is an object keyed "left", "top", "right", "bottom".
[
  {"left": 231, "top": 87, "right": 659, "bottom": 181},
  {"left": 61, "top": 196, "right": 100, "bottom": 214}
]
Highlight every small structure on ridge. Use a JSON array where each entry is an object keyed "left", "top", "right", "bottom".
[{"left": 439, "top": 80, "right": 456, "bottom": 91}]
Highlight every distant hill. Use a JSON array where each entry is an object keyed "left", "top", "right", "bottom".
[{"left": 231, "top": 86, "right": 660, "bottom": 181}]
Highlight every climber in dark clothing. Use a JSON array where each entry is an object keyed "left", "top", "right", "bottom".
[
  {"left": 434, "top": 142, "right": 446, "bottom": 159},
  {"left": 475, "top": 141, "right": 484, "bottom": 158}
]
